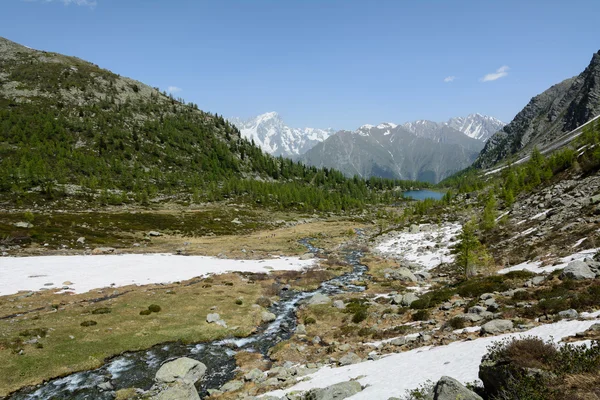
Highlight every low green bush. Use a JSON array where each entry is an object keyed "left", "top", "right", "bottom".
[
  {"left": 148, "top": 304, "right": 161, "bottom": 313},
  {"left": 80, "top": 320, "right": 97, "bottom": 327}
]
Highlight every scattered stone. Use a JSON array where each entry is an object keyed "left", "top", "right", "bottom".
[
  {"left": 244, "top": 368, "right": 265, "bottom": 382},
  {"left": 220, "top": 379, "right": 244, "bottom": 392},
  {"left": 433, "top": 376, "right": 482, "bottom": 400},
  {"left": 332, "top": 300, "right": 345, "bottom": 309},
  {"left": 401, "top": 292, "right": 419, "bottom": 306},
  {"left": 76, "top": 237, "right": 85, "bottom": 244},
  {"left": 560, "top": 260, "right": 596, "bottom": 280},
  {"left": 148, "top": 231, "right": 162, "bottom": 237},
  {"left": 558, "top": 309, "right": 579, "bottom": 319},
  {"left": 151, "top": 382, "right": 200, "bottom": 400},
  {"left": 338, "top": 352, "right": 361, "bottom": 366},
  {"left": 98, "top": 381, "right": 113, "bottom": 391},
  {"left": 384, "top": 267, "right": 417, "bottom": 282},
  {"left": 206, "top": 313, "right": 227, "bottom": 327},
  {"left": 303, "top": 380, "right": 363, "bottom": 400},
  {"left": 295, "top": 324, "right": 307, "bottom": 335},
  {"left": 261, "top": 311, "right": 277, "bottom": 323},
  {"left": 307, "top": 293, "right": 332, "bottom": 306},
  {"left": 481, "top": 319, "right": 513, "bottom": 335}
]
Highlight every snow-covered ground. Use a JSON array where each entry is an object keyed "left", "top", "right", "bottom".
[
  {"left": 376, "top": 223, "right": 461, "bottom": 269},
  {"left": 264, "top": 318, "right": 600, "bottom": 399},
  {"left": 498, "top": 247, "right": 599, "bottom": 275},
  {"left": 0, "top": 254, "right": 316, "bottom": 296}
]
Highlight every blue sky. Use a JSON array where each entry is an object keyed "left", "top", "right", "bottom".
[{"left": 2, "top": 0, "right": 600, "bottom": 129}]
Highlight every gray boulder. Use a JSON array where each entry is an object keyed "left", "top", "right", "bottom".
[
  {"left": 220, "top": 379, "right": 244, "bottom": 392},
  {"left": 332, "top": 300, "right": 346, "bottom": 309},
  {"left": 261, "top": 311, "right": 277, "bottom": 323},
  {"left": 304, "top": 380, "right": 362, "bottom": 400},
  {"left": 558, "top": 309, "right": 579, "bottom": 319},
  {"left": 481, "top": 319, "right": 513, "bottom": 334},
  {"left": 151, "top": 382, "right": 200, "bottom": 400},
  {"left": 338, "top": 352, "right": 361, "bottom": 366},
  {"left": 560, "top": 260, "right": 596, "bottom": 280},
  {"left": 155, "top": 357, "right": 207, "bottom": 385},
  {"left": 401, "top": 292, "right": 420, "bottom": 306},
  {"left": 244, "top": 368, "right": 265, "bottom": 382},
  {"left": 433, "top": 376, "right": 482, "bottom": 400},
  {"left": 206, "top": 313, "right": 227, "bottom": 327},
  {"left": 384, "top": 268, "right": 417, "bottom": 282},
  {"left": 307, "top": 293, "right": 332, "bottom": 306}
]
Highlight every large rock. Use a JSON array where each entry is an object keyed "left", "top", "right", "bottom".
[
  {"left": 151, "top": 382, "right": 200, "bottom": 400},
  {"left": 261, "top": 311, "right": 277, "bottom": 323},
  {"left": 304, "top": 380, "right": 363, "bottom": 400},
  {"left": 155, "top": 357, "right": 207, "bottom": 385},
  {"left": 384, "top": 268, "right": 417, "bottom": 282},
  {"left": 206, "top": 313, "right": 227, "bottom": 327},
  {"left": 481, "top": 319, "right": 513, "bottom": 335},
  {"left": 560, "top": 260, "right": 596, "bottom": 280},
  {"left": 332, "top": 300, "right": 346, "bottom": 309},
  {"left": 220, "top": 379, "right": 244, "bottom": 392},
  {"left": 338, "top": 352, "right": 362, "bottom": 366},
  {"left": 307, "top": 293, "right": 332, "bottom": 306},
  {"left": 401, "top": 292, "right": 420, "bottom": 306},
  {"left": 433, "top": 376, "right": 482, "bottom": 400}
]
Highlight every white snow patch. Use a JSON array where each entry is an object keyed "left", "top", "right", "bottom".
[
  {"left": 498, "top": 248, "right": 599, "bottom": 275},
  {"left": 264, "top": 318, "right": 600, "bottom": 400},
  {"left": 572, "top": 237, "right": 587, "bottom": 248},
  {"left": 453, "top": 326, "right": 481, "bottom": 334},
  {"left": 0, "top": 253, "right": 315, "bottom": 296},
  {"left": 376, "top": 223, "right": 461, "bottom": 269}
]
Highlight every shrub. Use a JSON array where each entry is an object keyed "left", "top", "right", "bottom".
[
  {"left": 303, "top": 316, "right": 316, "bottom": 325},
  {"left": 91, "top": 307, "right": 111, "bottom": 315},
  {"left": 410, "top": 288, "right": 454, "bottom": 310},
  {"left": 412, "top": 309, "right": 430, "bottom": 321},
  {"left": 446, "top": 316, "right": 465, "bottom": 330},
  {"left": 235, "top": 298, "right": 243, "bottom": 305},
  {"left": 148, "top": 304, "right": 161, "bottom": 313},
  {"left": 139, "top": 309, "right": 152, "bottom": 316},
  {"left": 456, "top": 276, "right": 509, "bottom": 298},
  {"left": 80, "top": 320, "right": 97, "bottom": 327},
  {"left": 352, "top": 309, "right": 368, "bottom": 323}
]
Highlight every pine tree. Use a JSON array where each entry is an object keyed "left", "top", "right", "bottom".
[
  {"left": 481, "top": 193, "right": 497, "bottom": 231},
  {"left": 453, "top": 219, "right": 483, "bottom": 280}
]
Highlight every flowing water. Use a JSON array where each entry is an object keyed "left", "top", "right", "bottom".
[{"left": 10, "top": 240, "right": 367, "bottom": 399}]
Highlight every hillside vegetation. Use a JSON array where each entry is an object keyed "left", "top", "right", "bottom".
[{"left": 0, "top": 37, "right": 425, "bottom": 212}]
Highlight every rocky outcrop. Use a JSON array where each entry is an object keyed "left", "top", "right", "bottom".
[
  {"left": 560, "top": 260, "right": 596, "bottom": 280},
  {"left": 433, "top": 376, "right": 483, "bottom": 400},
  {"left": 481, "top": 320, "right": 513, "bottom": 335},
  {"left": 476, "top": 50, "right": 600, "bottom": 169}
]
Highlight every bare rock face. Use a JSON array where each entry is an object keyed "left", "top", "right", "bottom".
[{"left": 476, "top": 50, "right": 600, "bottom": 169}]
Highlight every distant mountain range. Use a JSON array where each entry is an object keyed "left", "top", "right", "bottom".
[{"left": 230, "top": 112, "right": 504, "bottom": 183}]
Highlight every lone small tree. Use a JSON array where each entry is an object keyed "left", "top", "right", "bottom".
[{"left": 453, "top": 219, "right": 490, "bottom": 279}]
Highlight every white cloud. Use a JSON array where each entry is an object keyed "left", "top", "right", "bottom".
[
  {"left": 27, "top": 0, "right": 97, "bottom": 7},
  {"left": 444, "top": 76, "right": 456, "bottom": 83},
  {"left": 61, "top": 0, "right": 97, "bottom": 5},
  {"left": 167, "top": 86, "right": 182, "bottom": 94},
  {"left": 480, "top": 66, "right": 510, "bottom": 82}
]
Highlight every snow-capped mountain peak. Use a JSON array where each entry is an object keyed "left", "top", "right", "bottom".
[
  {"left": 229, "top": 112, "right": 334, "bottom": 157},
  {"left": 445, "top": 113, "right": 505, "bottom": 141}
]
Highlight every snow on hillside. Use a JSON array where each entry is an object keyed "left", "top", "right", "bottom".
[
  {"left": 376, "top": 223, "right": 461, "bottom": 269},
  {"left": 0, "top": 254, "right": 316, "bottom": 295},
  {"left": 264, "top": 317, "right": 600, "bottom": 399}
]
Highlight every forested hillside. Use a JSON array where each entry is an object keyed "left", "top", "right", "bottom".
[{"left": 0, "top": 37, "right": 424, "bottom": 211}]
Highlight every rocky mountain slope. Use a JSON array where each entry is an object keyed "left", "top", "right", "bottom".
[
  {"left": 300, "top": 123, "right": 485, "bottom": 183},
  {"left": 475, "top": 50, "right": 600, "bottom": 169},
  {"left": 229, "top": 112, "right": 334, "bottom": 157}
]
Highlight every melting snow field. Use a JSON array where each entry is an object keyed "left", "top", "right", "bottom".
[
  {"left": 265, "top": 318, "right": 600, "bottom": 399},
  {"left": 0, "top": 254, "right": 315, "bottom": 296},
  {"left": 376, "top": 223, "right": 461, "bottom": 269},
  {"left": 498, "top": 248, "right": 599, "bottom": 275}
]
